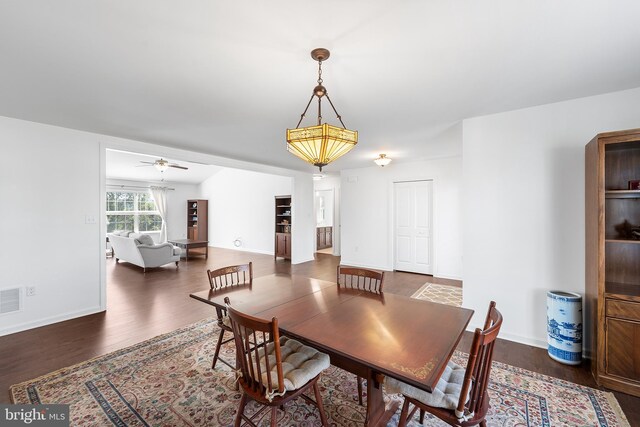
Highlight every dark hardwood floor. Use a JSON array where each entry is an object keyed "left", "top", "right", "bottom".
[{"left": 0, "top": 247, "right": 638, "bottom": 424}]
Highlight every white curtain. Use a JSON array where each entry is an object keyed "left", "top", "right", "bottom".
[{"left": 150, "top": 187, "right": 168, "bottom": 242}]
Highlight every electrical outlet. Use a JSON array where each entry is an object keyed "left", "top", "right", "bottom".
[{"left": 26, "top": 286, "right": 36, "bottom": 297}]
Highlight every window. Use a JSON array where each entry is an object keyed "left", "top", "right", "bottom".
[{"left": 106, "top": 191, "right": 162, "bottom": 233}]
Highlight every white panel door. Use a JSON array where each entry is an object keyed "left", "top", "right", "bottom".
[{"left": 394, "top": 181, "right": 433, "bottom": 274}]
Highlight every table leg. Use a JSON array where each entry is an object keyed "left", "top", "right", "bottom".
[
  {"left": 205, "top": 245, "right": 208, "bottom": 259},
  {"left": 185, "top": 246, "right": 189, "bottom": 261},
  {"left": 365, "top": 371, "right": 399, "bottom": 427}
]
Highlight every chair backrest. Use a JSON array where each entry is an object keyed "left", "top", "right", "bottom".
[
  {"left": 224, "top": 297, "right": 285, "bottom": 399},
  {"left": 455, "top": 301, "right": 503, "bottom": 420},
  {"left": 207, "top": 262, "right": 253, "bottom": 289},
  {"left": 336, "top": 265, "right": 385, "bottom": 293}
]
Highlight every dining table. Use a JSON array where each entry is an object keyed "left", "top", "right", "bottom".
[{"left": 190, "top": 273, "right": 474, "bottom": 426}]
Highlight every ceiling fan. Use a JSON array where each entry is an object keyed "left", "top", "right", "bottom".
[{"left": 138, "top": 158, "right": 188, "bottom": 172}]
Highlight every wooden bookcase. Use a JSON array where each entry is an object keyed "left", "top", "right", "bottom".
[
  {"left": 275, "top": 195, "right": 292, "bottom": 259},
  {"left": 585, "top": 128, "right": 640, "bottom": 397},
  {"left": 187, "top": 199, "right": 208, "bottom": 241}
]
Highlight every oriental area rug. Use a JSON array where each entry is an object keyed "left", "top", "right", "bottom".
[{"left": 11, "top": 318, "right": 629, "bottom": 426}]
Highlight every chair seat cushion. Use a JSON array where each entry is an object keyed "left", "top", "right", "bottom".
[
  {"left": 221, "top": 315, "right": 231, "bottom": 329},
  {"left": 172, "top": 246, "right": 182, "bottom": 256},
  {"left": 385, "top": 360, "right": 468, "bottom": 411},
  {"left": 258, "top": 337, "right": 329, "bottom": 392}
]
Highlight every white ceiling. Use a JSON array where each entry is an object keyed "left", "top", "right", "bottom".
[
  {"left": 1, "top": 1, "right": 640, "bottom": 171},
  {"left": 106, "top": 150, "right": 222, "bottom": 184}
]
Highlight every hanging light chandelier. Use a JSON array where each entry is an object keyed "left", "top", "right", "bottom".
[{"left": 286, "top": 48, "right": 358, "bottom": 171}]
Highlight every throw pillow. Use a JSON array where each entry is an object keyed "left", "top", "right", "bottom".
[{"left": 137, "top": 234, "right": 154, "bottom": 246}]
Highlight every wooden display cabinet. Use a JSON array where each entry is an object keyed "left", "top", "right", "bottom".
[
  {"left": 187, "top": 199, "right": 208, "bottom": 241},
  {"left": 275, "top": 195, "right": 292, "bottom": 259},
  {"left": 585, "top": 128, "right": 640, "bottom": 397}
]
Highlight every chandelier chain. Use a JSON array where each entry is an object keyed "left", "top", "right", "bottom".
[{"left": 317, "top": 60, "right": 323, "bottom": 85}]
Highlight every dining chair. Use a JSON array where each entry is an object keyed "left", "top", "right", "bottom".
[
  {"left": 336, "top": 265, "right": 385, "bottom": 405},
  {"left": 386, "top": 301, "right": 503, "bottom": 427},
  {"left": 337, "top": 265, "right": 385, "bottom": 294},
  {"left": 224, "top": 297, "right": 330, "bottom": 427},
  {"left": 206, "top": 262, "right": 253, "bottom": 370}
]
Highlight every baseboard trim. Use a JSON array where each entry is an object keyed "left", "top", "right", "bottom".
[
  {"left": 466, "top": 321, "right": 547, "bottom": 349},
  {"left": 339, "top": 259, "right": 391, "bottom": 272},
  {"left": 433, "top": 272, "right": 462, "bottom": 281},
  {"left": 211, "top": 245, "right": 274, "bottom": 256},
  {"left": 292, "top": 257, "right": 315, "bottom": 265},
  {"left": 0, "top": 305, "right": 104, "bottom": 337},
  {"left": 485, "top": 330, "right": 589, "bottom": 360}
]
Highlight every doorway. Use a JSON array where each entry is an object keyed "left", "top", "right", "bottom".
[
  {"left": 315, "top": 189, "right": 334, "bottom": 254},
  {"left": 393, "top": 180, "right": 433, "bottom": 274}
]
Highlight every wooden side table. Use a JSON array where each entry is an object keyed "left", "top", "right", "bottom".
[{"left": 168, "top": 239, "right": 209, "bottom": 260}]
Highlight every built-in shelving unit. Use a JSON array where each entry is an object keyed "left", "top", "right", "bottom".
[
  {"left": 605, "top": 190, "right": 640, "bottom": 199},
  {"left": 586, "top": 128, "right": 640, "bottom": 397},
  {"left": 187, "top": 199, "right": 208, "bottom": 241},
  {"left": 274, "top": 195, "right": 292, "bottom": 259}
]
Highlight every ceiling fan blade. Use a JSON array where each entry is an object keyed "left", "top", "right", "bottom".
[
  {"left": 139, "top": 161, "right": 155, "bottom": 165},
  {"left": 135, "top": 164, "right": 154, "bottom": 168},
  {"left": 168, "top": 164, "right": 189, "bottom": 170}
]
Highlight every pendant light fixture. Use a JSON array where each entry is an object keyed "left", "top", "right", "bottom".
[{"left": 286, "top": 48, "right": 358, "bottom": 171}]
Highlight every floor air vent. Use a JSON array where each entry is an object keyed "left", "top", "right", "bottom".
[{"left": 0, "top": 288, "right": 21, "bottom": 314}]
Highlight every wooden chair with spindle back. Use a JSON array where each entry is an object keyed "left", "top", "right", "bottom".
[
  {"left": 336, "top": 265, "right": 385, "bottom": 405},
  {"left": 387, "top": 301, "right": 503, "bottom": 427},
  {"left": 337, "top": 265, "right": 385, "bottom": 294},
  {"left": 224, "top": 297, "right": 330, "bottom": 427},
  {"left": 206, "top": 262, "right": 253, "bottom": 370}
]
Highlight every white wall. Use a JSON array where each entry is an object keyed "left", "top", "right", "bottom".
[
  {"left": 0, "top": 116, "right": 102, "bottom": 335},
  {"left": 315, "top": 189, "right": 334, "bottom": 227},
  {"left": 314, "top": 174, "right": 341, "bottom": 255},
  {"left": 340, "top": 156, "right": 463, "bottom": 279},
  {"left": 462, "top": 86, "right": 640, "bottom": 349},
  {"left": 106, "top": 178, "right": 200, "bottom": 242},
  {"left": 291, "top": 173, "right": 316, "bottom": 264},
  {"left": 0, "top": 114, "right": 315, "bottom": 336},
  {"left": 199, "top": 168, "right": 292, "bottom": 254}
]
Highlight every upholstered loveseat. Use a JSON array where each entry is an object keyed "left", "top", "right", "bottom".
[{"left": 109, "top": 231, "right": 181, "bottom": 272}]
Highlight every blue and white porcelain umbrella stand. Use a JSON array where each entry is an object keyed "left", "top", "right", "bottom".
[{"left": 547, "top": 291, "right": 583, "bottom": 365}]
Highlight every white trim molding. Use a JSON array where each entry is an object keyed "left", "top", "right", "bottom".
[{"left": 0, "top": 306, "right": 104, "bottom": 337}]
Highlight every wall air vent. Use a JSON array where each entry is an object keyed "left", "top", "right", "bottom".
[{"left": 0, "top": 288, "right": 21, "bottom": 314}]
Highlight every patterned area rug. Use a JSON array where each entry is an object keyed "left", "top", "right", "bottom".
[
  {"left": 411, "top": 283, "right": 463, "bottom": 307},
  {"left": 10, "top": 318, "right": 629, "bottom": 426}
]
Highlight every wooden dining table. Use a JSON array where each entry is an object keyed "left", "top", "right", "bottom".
[{"left": 190, "top": 274, "right": 474, "bottom": 426}]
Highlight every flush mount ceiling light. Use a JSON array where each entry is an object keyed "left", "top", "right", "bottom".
[
  {"left": 286, "top": 48, "right": 358, "bottom": 172},
  {"left": 374, "top": 154, "right": 392, "bottom": 167}
]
